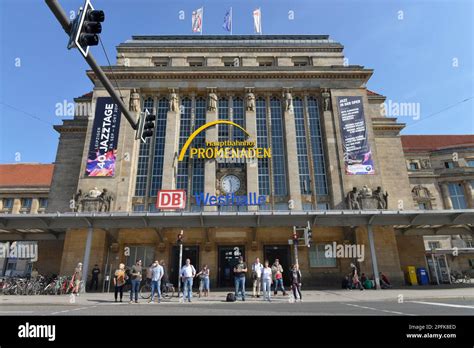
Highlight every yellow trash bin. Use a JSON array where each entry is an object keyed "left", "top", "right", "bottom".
[{"left": 406, "top": 266, "right": 418, "bottom": 285}]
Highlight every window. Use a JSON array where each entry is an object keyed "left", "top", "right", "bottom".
[
  {"left": 21, "top": 198, "right": 32, "bottom": 209},
  {"left": 270, "top": 97, "right": 287, "bottom": 197},
  {"left": 257, "top": 58, "right": 274, "bottom": 67},
  {"left": 188, "top": 58, "right": 205, "bottom": 67},
  {"left": 467, "top": 160, "right": 474, "bottom": 167},
  {"left": 223, "top": 57, "right": 240, "bottom": 67},
  {"left": 3, "top": 198, "right": 13, "bottom": 209},
  {"left": 125, "top": 246, "right": 155, "bottom": 268},
  {"left": 191, "top": 97, "right": 206, "bottom": 194},
  {"left": 418, "top": 202, "right": 429, "bottom": 210},
  {"left": 317, "top": 203, "right": 329, "bottom": 210},
  {"left": 293, "top": 57, "right": 309, "bottom": 66},
  {"left": 303, "top": 203, "right": 313, "bottom": 211},
  {"left": 256, "top": 98, "right": 270, "bottom": 196},
  {"left": 308, "top": 97, "right": 328, "bottom": 196},
  {"left": 133, "top": 204, "right": 145, "bottom": 212},
  {"left": 309, "top": 243, "right": 337, "bottom": 267},
  {"left": 294, "top": 97, "right": 311, "bottom": 195},
  {"left": 149, "top": 98, "right": 169, "bottom": 197},
  {"left": 428, "top": 241, "right": 441, "bottom": 250},
  {"left": 444, "top": 161, "right": 454, "bottom": 169},
  {"left": 176, "top": 98, "right": 192, "bottom": 190},
  {"left": 448, "top": 183, "right": 467, "bottom": 209},
  {"left": 274, "top": 203, "right": 289, "bottom": 211},
  {"left": 465, "top": 240, "right": 474, "bottom": 248},
  {"left": 134, "top": 98, "right": 154, "bottom": 197},
  {"left": 409, "top": 162, "right": 419, "bottom": 170},
  {"left": 152, "top": 58, "right": 169, "bottom": 67},
  {"left": 39, "top": 198, "right": 48, "bottom": 208}
]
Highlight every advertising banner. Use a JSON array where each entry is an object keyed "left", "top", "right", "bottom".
[
  {"left": 85, "top": 97, "right": 121, "bottom": 177},
  {"left": 337, "top": 96, "right": 374, "bottom": 175}
]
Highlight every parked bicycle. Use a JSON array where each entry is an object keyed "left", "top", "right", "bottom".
[{"left": 450, "top": 271, "right": 471, "bottom": 284}]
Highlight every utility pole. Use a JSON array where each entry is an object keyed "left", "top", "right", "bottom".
[
  {"left": 177, "top": 230, "right": 184, "bottom": 299},
  {"left": 45, "top": 0, "right": 138, "bottom": 130}
]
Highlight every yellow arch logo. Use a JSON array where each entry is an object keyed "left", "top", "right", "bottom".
[{"left": 178, "top": 120, "right": 250, "bottom": 161}]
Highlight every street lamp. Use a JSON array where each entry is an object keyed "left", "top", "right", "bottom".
[{"left": 177, "top": 230, "right": 184, "bottom": 298}]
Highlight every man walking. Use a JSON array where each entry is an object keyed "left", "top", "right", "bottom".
[
  {"left": 149, "top": 260, "right": 164, "bottom": 303},
  {"left": 233, "top": 256, "right": 248, "bottom": 301},
  {"left": 180, "top": 259, "right": 196, "bottom": 302},
  {"left": 129, "top": 259, "right": 142, "bottom": 304},
  {"left": 251, "top": 257, "right": 263, "bottom": 298},
  {"left": 89, "top": 264, "right": 101, "bottom": 291}
]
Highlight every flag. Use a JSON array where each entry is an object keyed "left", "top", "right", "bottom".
[
  {"left": 253, "top": 8, "right": 262, "bottom": 34},
  {"left": 222, "top": 8, "right": 232, "bottom": 33},
  {"left": 192, "top": 7, "right": 203, "bottom": 33}
]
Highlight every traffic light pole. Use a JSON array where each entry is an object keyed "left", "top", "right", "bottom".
[
  {"left": 177, "top": 230, "right": 184, "bottom": 299},
  {"left": 45, "top": 0, "right": 138, "bottom": 130},
  {"left": 292, "top": 227, "right": 299, "bottom": 266}
]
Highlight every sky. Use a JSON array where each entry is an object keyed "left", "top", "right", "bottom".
[{"left": 0, "top": 0, "right": 473, "bottom": 164}]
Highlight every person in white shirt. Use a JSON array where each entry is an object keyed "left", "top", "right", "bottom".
[
  {"left": 251, "top": 257, "right": 263, "bottom": 298},
  {"left": 261, "top": 260, "right": 273, "bottom": 302},
  {"left": 149, "top": 260, "right": 164, "bottom": 303},
  {"left": 180, "top": 259, "right": 196, "bottom": 302}
]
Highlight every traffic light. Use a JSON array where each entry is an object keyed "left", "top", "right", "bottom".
[
  {"left": 304, "top": 226, "right": 313, "bottom": 247},
  {"left": 136, "top": 110, "right": 156, "bottom": 143},
  {"left": 177, "top": 230, "right": 184, "bottom": 245},
  {"left": 68, "top": 0, "right": 105, "bottom": 58}
]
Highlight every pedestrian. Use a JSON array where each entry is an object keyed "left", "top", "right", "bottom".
[
  {"left": 180, "top": 258, "right": 196, "bottom": 302},
  {"left": 290, "top": 264, "right": 302, "bottom": 302},
  {"left": 251, "top": 257, "right": 263, "bottom": 298},
  {"left": 350, "top": 263, "right": 364, "bottom": 291},
  {"left": 271, "top": 259, "right": 287, "bottom": 296},
  {"left": 30, "top": 268, "right": 39, "bottom": 280},
  {"left": 149, "top": 260, "right": 164, "bottom": 303},
  {"left": 72, "top": 262, "right": 82, "bottom": 296},
  {"left": 233, "top": 256, "right": 247, "bottom": 301},
  {"left": 379, "top": 272, "right": 392, "bottom": 289},
  {"left": 89, "top": 264, "right": 101, "bottom": 291},
  {"left": 261, "top": 260, "right": 273, "bottom": 302},
  {"left": 129, "top": 259, "right": 143, "bottom": 303},
  {"left": 160, "top": 259, "right": 169, "bottom": 294},
  {"left": 113, "top": 263, "right": 127, "bottom": 302},
  {"left": 196, "top": 265, "right": 210, "bottom": 298}
]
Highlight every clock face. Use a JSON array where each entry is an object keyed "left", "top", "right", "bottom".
[{"left": 221, "top": 175, "right": 241, "bottom": 194}]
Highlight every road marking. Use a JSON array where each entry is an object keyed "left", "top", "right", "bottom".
[
  {"left": 0, "top": 311, "right": 34, "bottom": 314},
  {"left": 409, "top": 301, "right": 474, "bottom": 309},
  {"left": 50, "top": 305, "right": 96, "bottom": 315},
  {"left": 344, "top": 303, "right": 414, "bottom": 316}
]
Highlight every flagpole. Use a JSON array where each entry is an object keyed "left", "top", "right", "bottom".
[
  {"left": 201, "top": 7, "right": 204, "bottom": 35},
  {"left": 260, "top": 7, "right": 263, "bottom": 35},
  {"left": 230, "top": 7, "right": 233, "bottom": 35}
]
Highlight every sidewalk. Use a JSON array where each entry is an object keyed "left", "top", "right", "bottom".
[{"left": 1, "top": 286, "right": 473, "bottom": 306}]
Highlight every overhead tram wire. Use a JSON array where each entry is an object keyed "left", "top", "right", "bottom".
[
  {"left": 99, "top": 35, "right": 124, "bottom": 101},
  {"left": 0, "top": 102, "right": 55, "bottom": 127}
]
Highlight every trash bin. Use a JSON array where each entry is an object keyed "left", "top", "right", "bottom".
[
  {"left": 406, "top": 266, "right": 418, "bottom": 285},
  {"left": 416, "top": 267, "right": 429, "bottom": 285}
]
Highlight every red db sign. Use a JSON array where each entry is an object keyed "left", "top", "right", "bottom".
[{"left": 156, "top": 190, "right": 186, "bottom": 210}]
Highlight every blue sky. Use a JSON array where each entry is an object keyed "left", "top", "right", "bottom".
[{"left": 0, "top": 0, "right": 473, "bottom": 164}]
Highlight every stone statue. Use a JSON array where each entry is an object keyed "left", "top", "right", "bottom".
[
  {"left": 129, "top": 89, "right": 140, "bottom": 112},
  {"left": 322, "top": 88, "right": 331, "bottom": 111},
  {"left": 360, "top": 185, "right": 372, "bottom": 198},
  {"left": 208, "top": 92, "right": 218, "bottom": 112},
  {"left": 73, "top": 190, "right": 83, "bottom": 212},
  {"left": 346, "top": 187, "right": 361, "bottom": 210},
  {"left": 420, "top": 159, "right": 431, "bottom": 169},
  {"left": 373, "top": 186, "right": 388, "bottom": 209},
  {"left": 89, "top": 187, "right": 101, "bottom": 199},
  {"left": 284, "top": 90, "right": 293, "bottom": 112},
  {"left": 246, "top": 92, "right": 255, "bottom": 112},
  {"left": 99, "top": 189, "right": 113, "bottom": 212},
  {"left": 169, "top": 89, "right": 179, "bottom": 112}
]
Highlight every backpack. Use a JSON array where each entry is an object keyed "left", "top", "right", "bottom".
[{"left": 226, "top": 293, "right": 236, "bottom": 302}]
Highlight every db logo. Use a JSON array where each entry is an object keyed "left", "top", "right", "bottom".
[{"left": 156, "top": 190, "right": 186, "bottom": 210}]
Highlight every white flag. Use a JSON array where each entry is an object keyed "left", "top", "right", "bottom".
[
  {"left": 192, "top": 7, "right": 203, "bottom": 33},
  {"left": 253, "top": 8, "right": 262, "bottom": 34}
]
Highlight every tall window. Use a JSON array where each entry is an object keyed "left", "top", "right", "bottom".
[
  {"left": 256, "top": 98, "right": 270, "bottom": 196},
  {"left": 309, "top": 244, "right": 337, "bottom": 268},
  {"left": 192, "top": 97, "right": 206, "bottom": 194},
  {"left": 218, "top": 98, "right": 229, "bottom": 140},
  {"left": 270, "top": 97, "right": 287, "bottom": 197},
  {"left": 176, "top": 98, "right": 192, "bottom": 190},
  {"left": 294, "top": 97, "right": 311, "bottom": 194},
  {"left": 448, "top": 183, "right": 467, "bottom": 209},
  {"left": 308, "top": 97, "right": 328, "bottom": 196},
  {"left": 134, "top": 98, "right": 154, "bottom": 197},
  {"left": 149, "top": 98, "right": 168, "bottom": 196},
  {"left": 232, "top": 97, "right": 245, "bottom": 140}
]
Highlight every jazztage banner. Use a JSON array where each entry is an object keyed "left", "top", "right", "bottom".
[
  {"left": 85, "top": 97, "right": 121, "bottom": 177},
  {"left": 337, "top": 96, "right": 375, "bottom": 175}
]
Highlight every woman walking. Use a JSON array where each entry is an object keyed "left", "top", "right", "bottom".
[
  {"left": 261, "top": 260, "right": 273, "bottom": 302},
  {"left": 290, "top": 264, "right": 303, "bottom": 302},
  {"left": 113, "top": 263, "right": 127, "bottom": 302},
  {"left": 196, "top": 265, "right": 210, "bottom": 297}
]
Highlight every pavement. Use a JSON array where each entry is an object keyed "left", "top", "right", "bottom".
[{"left": 1, "top": 286, "right": 473, "bottom": 316}]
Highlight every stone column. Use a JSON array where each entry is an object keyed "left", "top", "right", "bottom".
[
  {"left": 204, "top": 90, "right": 217, "bottom": 212},
  {"left": 245, "top": 89, "right": 259, "bottom": 212},
  {"left": 283, "top": 89, "right": 302, "bottom": 210},
  {"left": 12, "top": 198, "right": 21, "bottom": 214},
  {"left": 31, "top": 198, "right": 39, "bottom": 214},
  {"left": 439, "top": 182, "right": 453, "bottom": 209},
  {"left": 161, "top": 91, "right": 180, "bottom": 190},
  {"left": 462, "top": 180, "right": 473, "bottom": 208}
]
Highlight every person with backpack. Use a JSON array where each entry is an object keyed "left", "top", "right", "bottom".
[
  {"left": 261, "top": 260, "right": 273, "bottom": 302},
  {"left": 113, "top": 263, "right": 127, "bottom": 302},
  {"left": 233, "top": 256, "right": 247, "bottom": 301},
  {"left": 196, "top": 265, "right": 210, "bottom": 298},
  {"left": 290, "top": 264, "right": 303, "bottom": 302},
  {"left": 271, "top": 259, "right": 287, "bottom": 296},
  {"left": 180, "top": 259, "right": 196, "bottom": 302}
]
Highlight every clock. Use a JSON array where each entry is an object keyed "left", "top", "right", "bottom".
[{"left": 221, "top": 174, "right": 241, "bottom": 194}]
